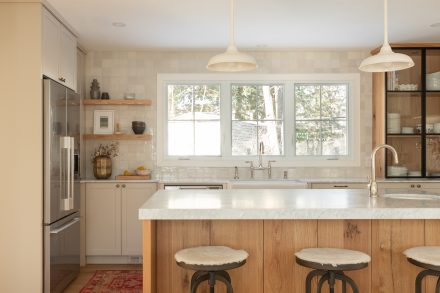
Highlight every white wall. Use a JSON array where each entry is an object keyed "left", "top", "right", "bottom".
[
  {"left": 0, "top": 3, "right": 43, "bottom": 292},
  {"left": 85, "top": 50, "right": 372, "bottom": 180}
]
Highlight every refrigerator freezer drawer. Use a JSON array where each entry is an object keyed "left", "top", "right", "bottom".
[{"left": 44, "top": 212, "right": 80, "bottom": 293}]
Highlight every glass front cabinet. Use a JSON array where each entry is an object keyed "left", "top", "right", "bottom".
[{"left": 375, "top": 45, "right": 440, "bottom": 178}]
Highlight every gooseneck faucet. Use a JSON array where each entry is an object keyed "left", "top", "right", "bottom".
[{"left": 370, "top": 144, "right": 399, "bottom": 197}]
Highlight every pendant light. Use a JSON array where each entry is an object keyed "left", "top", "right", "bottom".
[
  {"left": 207, "top": 0, "right": 257, "bottom": 72},
  {"left": 359, "top": 0, "right": 414, "bottom": 72}
]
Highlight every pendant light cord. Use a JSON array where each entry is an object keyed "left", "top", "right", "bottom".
[
  {"left": 383, "top": 0, "right": 389, "bottom": 46},
  {"left": 229, "top": 0, "right": 236, "bottom": 48}
]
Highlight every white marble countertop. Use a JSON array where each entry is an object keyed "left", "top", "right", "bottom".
[{"left": 138, "top": 189, "right": 440, "bottom": 220}]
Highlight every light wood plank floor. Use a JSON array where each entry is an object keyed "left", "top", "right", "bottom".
[{"left": 64, "top": 264, "right": 142, "bottom": 293}]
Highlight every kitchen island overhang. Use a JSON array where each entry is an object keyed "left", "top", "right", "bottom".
[{"left": 139, "top": 189, "right": 440, "bottom": 293}]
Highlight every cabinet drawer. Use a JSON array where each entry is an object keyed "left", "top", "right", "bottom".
[
  {"left": 378, "top": 182, "right": 440, "bottom": 190},
  {"left": 311, "top": 183, "right": 367, "bottom": 189}
]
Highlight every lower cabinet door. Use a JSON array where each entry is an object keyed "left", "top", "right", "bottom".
[
  {"left": 85, "top": 183, "right": 122, "bottom": 256},
  {"left": 121, "top": 183, "right": 157, "bottom": 256}
]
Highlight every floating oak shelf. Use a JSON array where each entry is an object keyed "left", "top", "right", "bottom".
[
  {"left": 83, "top": 134, "right": 152, "bottom": 141},
  {"left": 83, "top": 99, "right": 152, "bottom": 106}
]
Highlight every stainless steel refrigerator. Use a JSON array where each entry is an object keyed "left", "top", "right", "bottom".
[{"left": 43, "top": 79, "right": 80, "bottom": 293}]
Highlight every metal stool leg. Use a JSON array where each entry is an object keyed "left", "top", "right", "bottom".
[
  {"left": 334, "top": 273, "right": 359, "bottom": 293},
  {"left": 415, "top": 270, "right": 432, "bottom": 293},
  {"left": 191, "top": 272, "right": 209, "bottom": 293},
  {"left": 215, "top": 273, "right": 234, "bottom": 293},
  {"left": 316, "top": 273, "right": 329, "bottom": 293},
  {"left": 305, "top": 270, "right": 325, "bottom": 293}
]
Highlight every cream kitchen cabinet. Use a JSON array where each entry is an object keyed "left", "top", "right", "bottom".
[
  {"left": 378, "top": 181, "right": 440, "bottom": 193},
  {"left": 43, "top": 8, "right": 77, "bottom": 91},
  {"left": 311, "top": 182, "right": 368, "bottom": 189},
  {"left": 85, "top": 182, "right": 157, "bottom": 263}
]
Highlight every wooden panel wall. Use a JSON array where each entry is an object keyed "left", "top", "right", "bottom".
[
  {"left": 146, "top": 219, "right": 440, "bottom": 293},
  {"left": 318, "top": 220, "right": 372, "bottom": 293},
  {"left": 211, "top": 221, "right": 264, "bottom": 293},
  {"left": 425, "top": 220, "right": 440, "bottom": 292},
  {"left": 371, "top": 220, "right": 425, "bottom": 293},
  {"left": 156, "top": 221, "right": 210, "bottom": 293},
  {"left": 264, "top": 220, "right": 317, "bottom": 293}
]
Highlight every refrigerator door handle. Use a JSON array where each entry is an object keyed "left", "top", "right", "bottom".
[
  {"left": 70, "top": 137, "right": 75, "bottom": 210},
  {"left": 60, "top": 136, "right": 71, "bottom": 211},
  {"left": 50, "top": 218, "right": 80, "bottom": 235}
]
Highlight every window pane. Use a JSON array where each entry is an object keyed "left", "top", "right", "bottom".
[
  {"left": 321, "top": 85, "right": 347, "bottom": 119},
  {"left": 295, "top": 85, "right": 321, "bottom": 120},
  {"left": 232, "top": 121, "right": 258, "bottom": 155},
  {"left": 168, "top": 121, "right": 194, "bottom": 156},
  {"left": 322, "top": 120, "right": 347, "bottom": 155},
  {"left": 295, "top": 121, "right": 321, "bottom": 156},
  {"left": 168, "top": 85, "right": 194, "bottom": 120},
  {"left": 232, "top": 85, "right": 283, "bottom": 120},
  {"left": 258, "top": 121, "right": 284, "bottom": 155},
  {"left": 195, "top": 121, "right": 221, "bottom": 156},
  {"left": 194, "top": 85, "right": 220, "bottom": 120}
]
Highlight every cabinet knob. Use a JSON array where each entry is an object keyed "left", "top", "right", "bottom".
[
  {"left": 122, "top": 184, "right": 126, "bottom": 188},
  {"left": 116, "top": 184, "right": 120, "bottom": 188},
  {"left": 417, "top": 184, "right": 421, "bottom": 188}
]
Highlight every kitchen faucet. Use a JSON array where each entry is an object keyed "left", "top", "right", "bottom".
[
  {"left": 245, "top": 142, "right": 275, "bottom": 179},
  {"left": 370, "top": 144, "right": 399, "bottom": 197}
]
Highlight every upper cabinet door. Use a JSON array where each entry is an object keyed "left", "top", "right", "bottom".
[
  {"left": 42, "top": 8, "right": 77, "bottom": 92},
  {"left": 42, "top": 10, "right": 60, "bottom": 82},
  {"left": 59, "top": 26, "right": 77, "bottom": 91}
]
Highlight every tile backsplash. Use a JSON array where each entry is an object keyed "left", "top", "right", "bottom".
[{"left": 84, "top": 49, "right": 372, "bottom": 180}]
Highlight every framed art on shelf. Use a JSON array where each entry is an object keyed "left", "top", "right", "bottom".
[{"left": 93, "top": 110, "right": 115, "bottom": 134}]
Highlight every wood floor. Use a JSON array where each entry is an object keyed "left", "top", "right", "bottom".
[{"left": 64, "top": 264, "right": 142, "bottom": 293}]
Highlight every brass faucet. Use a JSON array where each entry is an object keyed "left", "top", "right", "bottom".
[{"left": 370, "top": 144, "right": 399, "bottom": 197}]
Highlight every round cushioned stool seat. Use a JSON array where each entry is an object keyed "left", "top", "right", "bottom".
[
  {"left": 404, "top": 246, "right": 440, "bottom": 268},
  {"left": 175, "top": 246, "right": 248, "bottom": 271},
  {"left": 295, "top": 248, "right": 371, "bottom": 270}
]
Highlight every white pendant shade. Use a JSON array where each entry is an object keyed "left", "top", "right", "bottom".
[
  {"left": 359, "top": 0, "right": 414, "bottom": 72},
  {"left": 207, "top": 0, "right": 257, "bottom": 72},
  {"left": 207, "top": 45, "right": 257, "bottom": 72}
]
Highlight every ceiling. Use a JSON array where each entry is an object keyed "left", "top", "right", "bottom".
[{"left": 47, "top": 0, "right": 440, "bottom": 51}]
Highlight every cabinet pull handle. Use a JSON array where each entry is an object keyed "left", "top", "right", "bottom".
[
  {"left": 333, "top": 185, "right": 349, "bottom": 188},
  {"left": 116, "top": 184, "right": 120, "bottom": 188},
  {"left": 58, "top": 77, "right": 66, "bottom": 82},
  {"left": 122, "top": 184, "right": 126, "bottom": 188},
  {"left": 411, "top": 184, "right": 415, "bottom": 188}
]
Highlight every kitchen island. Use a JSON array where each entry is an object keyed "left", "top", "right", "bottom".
[{"left": 139, "top": 189, "right": 440, "bottom": 293}]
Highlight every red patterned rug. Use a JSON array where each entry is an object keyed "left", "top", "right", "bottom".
[{"left": 80, "top": 270, "right": 142, "bottom": 293}]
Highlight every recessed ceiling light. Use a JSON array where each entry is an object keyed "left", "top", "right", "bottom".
[
  {"left": 112, "top": 22, "right": 126, "bottom": 28},
  {"left": 430, "top": 23, "right": 440, "bottom": 28}
]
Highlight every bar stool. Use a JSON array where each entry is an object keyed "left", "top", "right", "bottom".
[
  {"left": 175, "top": 246, "right": 248, "bottom": 293},
  {"left": 404, "top": 246, "right": 440, "bottom": 293},
  {"left": 295, "top": 248, "right": 371, "bottom": 293}
]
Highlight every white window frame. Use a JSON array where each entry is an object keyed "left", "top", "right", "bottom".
[{"left": 157, "top": 74, "right": 360, "bottom": 167}]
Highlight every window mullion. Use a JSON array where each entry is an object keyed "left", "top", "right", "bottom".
[
  {"left": 285, "top": 83, "right": 295, "bottom": 158},
  {"left": 221, "top": 81, "right": 232, "bottom": 158}
]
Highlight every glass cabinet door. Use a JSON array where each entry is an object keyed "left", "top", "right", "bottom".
[
  {"left": 386, "top": 49, "right": 422, "bottom": 92},
  {"left": 425, "top": 49, "right": 440, "bottom": 177}
]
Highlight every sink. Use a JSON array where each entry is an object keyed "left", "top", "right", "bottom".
[
  {"left": 381, "top": 193, "right": 440, "bottom": 200},
  {"left": 228, "top": 179, "right": 308, "bottom": 189}
]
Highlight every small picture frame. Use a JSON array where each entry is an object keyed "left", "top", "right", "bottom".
[{"left": 93, "top": 110, "right": 115, "bottom": 134}]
